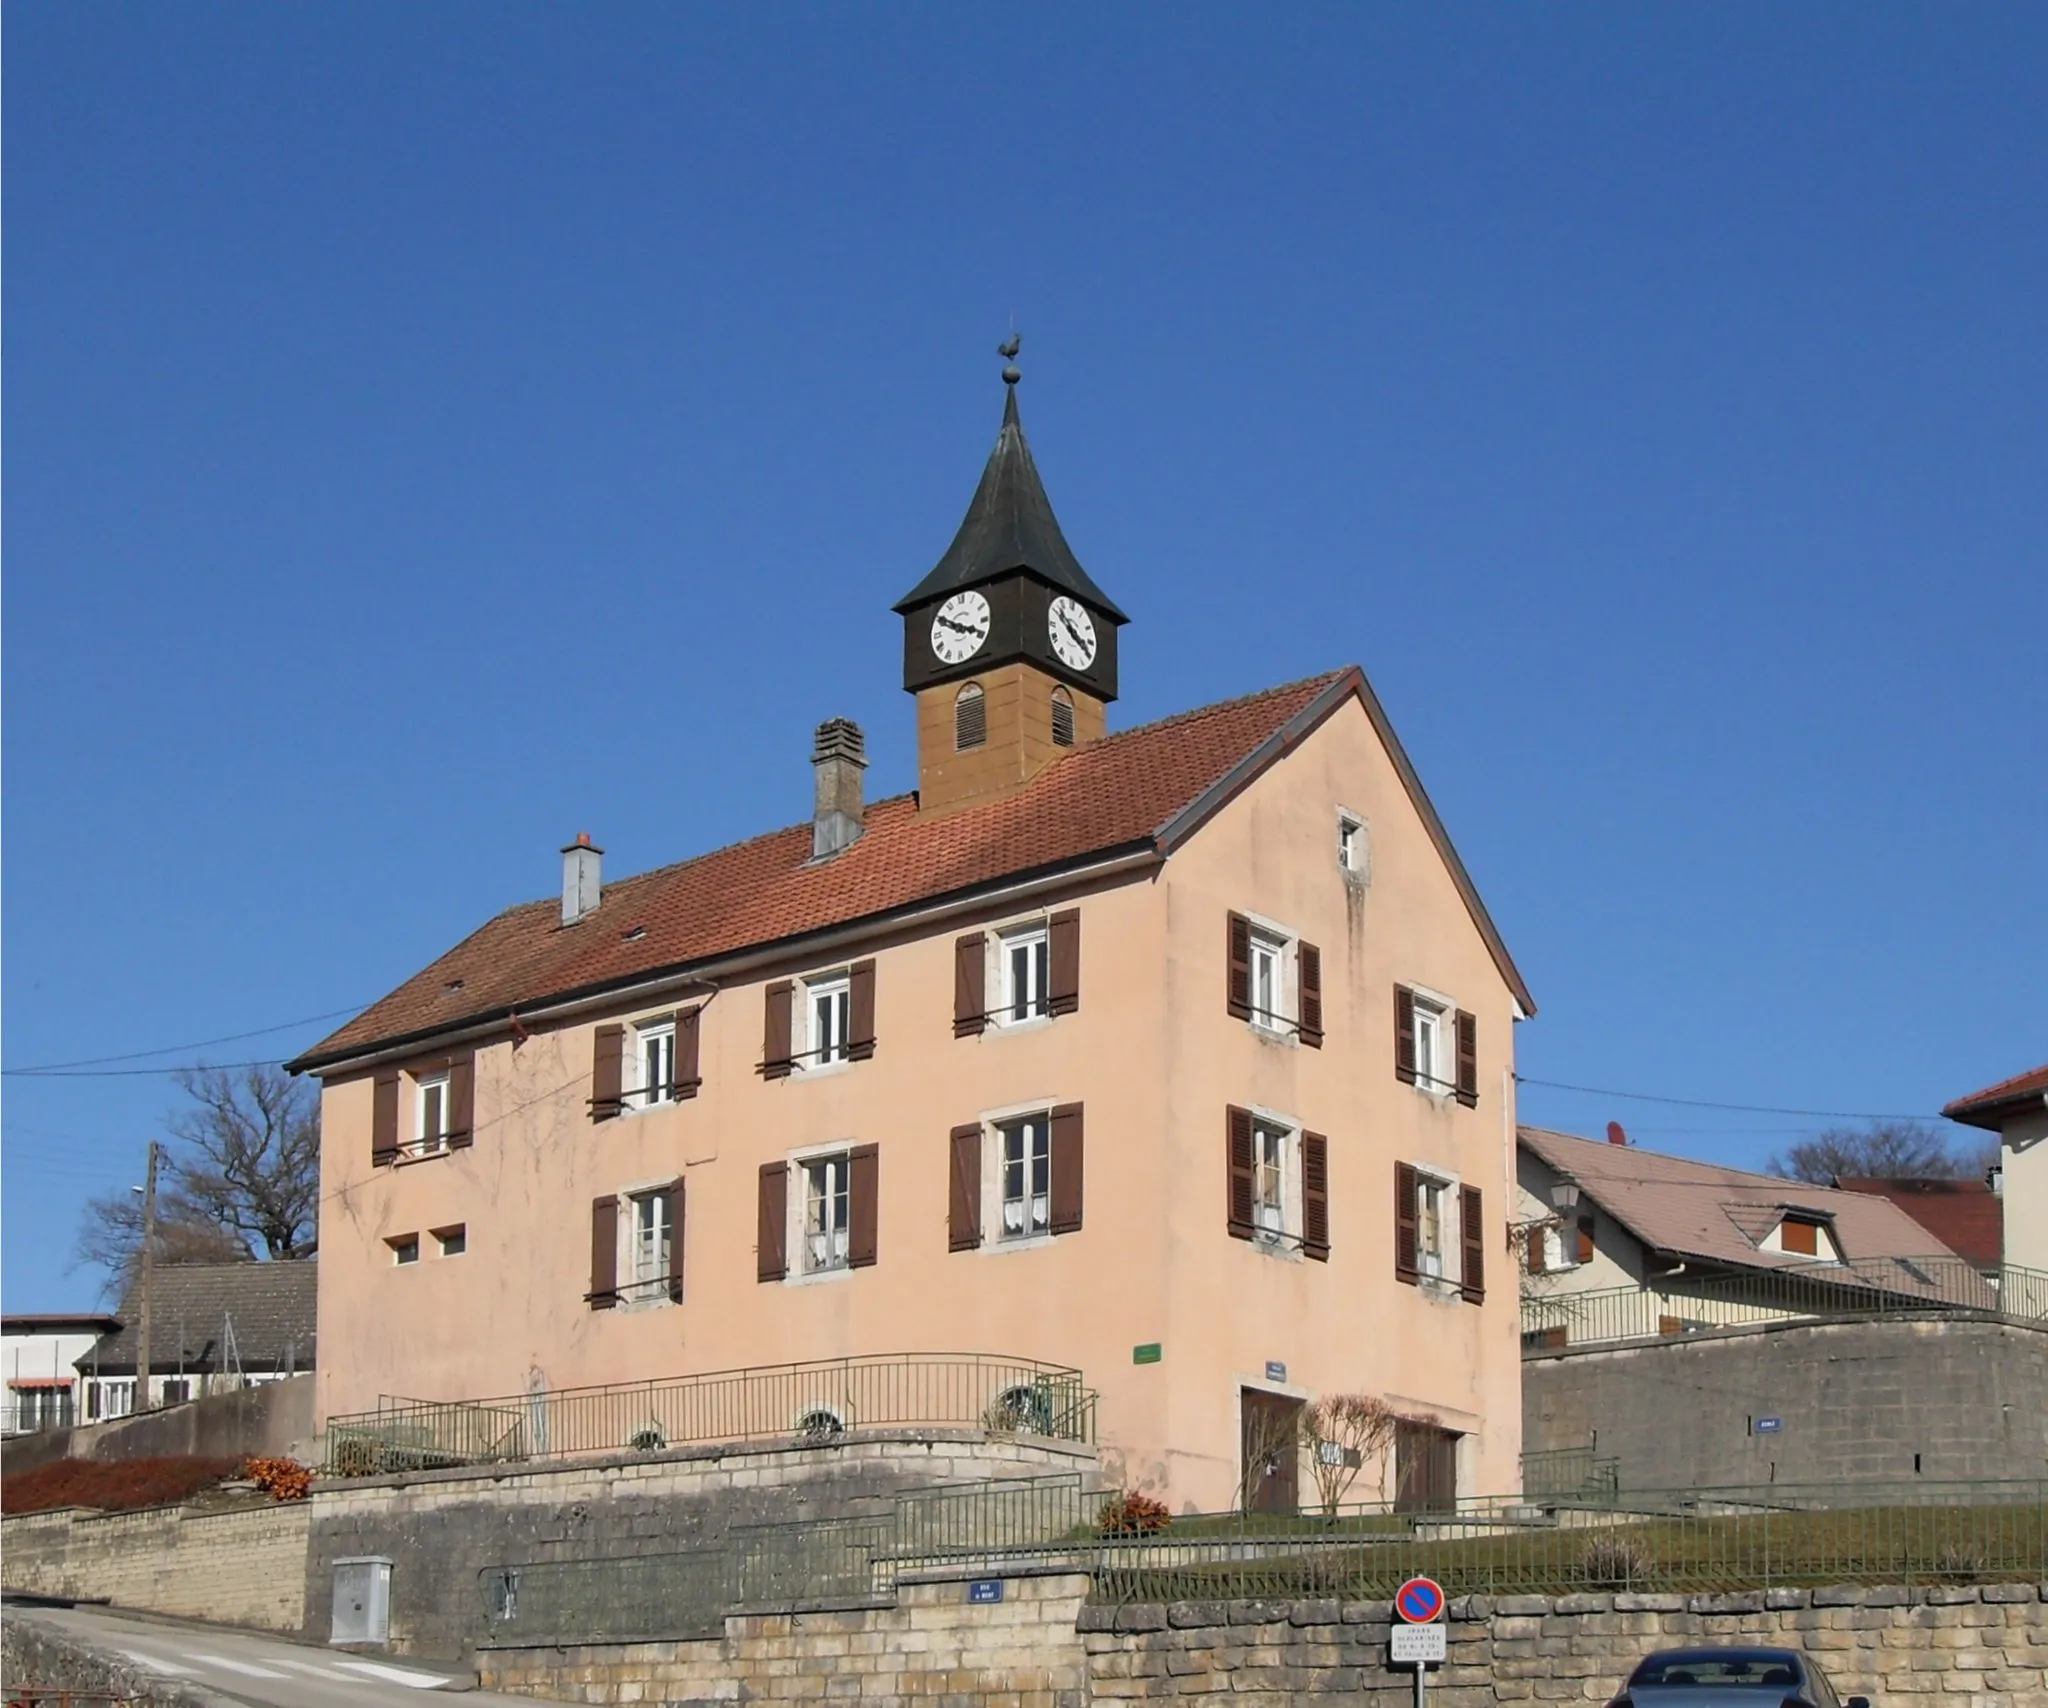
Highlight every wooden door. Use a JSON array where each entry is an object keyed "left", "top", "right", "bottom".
[
  {"left": 1240, "top": 1388, "right": 1304, "bottom": 1514},
  {"left": 1395, "top": 1419, "right": 1459, "bottom": 1514}
]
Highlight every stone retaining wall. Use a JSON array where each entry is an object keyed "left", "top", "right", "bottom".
[
  {"left": 477, "top": 1578, "right": 2048, "bottom": 1707},
  {"left": 0, "top": 1499, "right": 311, "bottom": 1633},
  {"left": 1, "top": 1611, "right": 214, "bottom": 1708}
]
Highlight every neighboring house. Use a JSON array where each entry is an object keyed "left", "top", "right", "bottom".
[
  {"left": 287, "top": 375, "right": 1538, "bottom": 1513},
  {"left": 1835, "top": 1177, "right": 2002, "bottom": 1274},
  {"left": 3, "top": 1313, "right": 119, "bottom": 1434},
  {"left": 1515, "top": 1126, "right": 1978, "bottom": 1349},
  {"left": 75, "top": 1261, "right": 317, "bottom": 1421},
  {"left": 1945, "top": 1063, "right": 2048, "bottom": 1274}
]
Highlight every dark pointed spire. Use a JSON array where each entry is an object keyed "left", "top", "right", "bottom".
[{"left": 893, "top": 374, "right": 1129, "bottom": 621}]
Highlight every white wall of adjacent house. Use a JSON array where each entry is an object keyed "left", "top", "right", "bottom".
[
  {"left": 2001, "top": 1106, "right": 2048, "bottom": 1273},
  {"left": 2, "top": 1330, "right": 103, "bottom": 1433},
  {"left": 1512, "top": 1153, "right": 1645, "bottom": 1298}
]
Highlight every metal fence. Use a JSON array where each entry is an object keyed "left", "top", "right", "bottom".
[
  {"left": 1521, "top": 1256, "right": 2048, "bottom": 1352},
  {"left": 1520, "top": 1444, "right": 1620, "bottom": 1500},
  {"left": 327, "top": 1352, "right": 1098, "bottom": 1475}
]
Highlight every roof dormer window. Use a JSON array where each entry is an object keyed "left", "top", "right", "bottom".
[{"left": 1772, "top": 1211, "right": 1838, "bottom": 1263}]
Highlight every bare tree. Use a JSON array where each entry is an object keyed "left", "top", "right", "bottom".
[
  {"left": 1768, "top": 1120, "right": 1997, "bottom": 1185},
  {"left": 166, "top": 1065, "right": 320, "bottom": 1259},
  {"left": 70, "top": 1064, "right": 320, "bottom": 1298},
  {"left": 1236, "top": 1403, "right": 1303, "bottom": 1516},
  {"left": 1300, "top": 1392, "right": 1400, "bottom": 1517}
]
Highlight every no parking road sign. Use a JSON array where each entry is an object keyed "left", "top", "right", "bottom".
[
  {"left": 1395, "top": 1576, "right": 1445, "bottom": 1624},
  {"left": 1391, "top": 1577, "right": 1447, "bottom": 1707}
]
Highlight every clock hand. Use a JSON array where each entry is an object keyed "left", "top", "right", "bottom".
[{"left": 1060, "top": 612, "right": 1086, "bottom": 645}]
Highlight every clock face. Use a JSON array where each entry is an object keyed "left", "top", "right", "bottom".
[
  {"left": 1048, "top": 596, "right": 1098, "bottom": 671},
  {"left": 930, "top": 590, "right": 991, "bottom": 665}
]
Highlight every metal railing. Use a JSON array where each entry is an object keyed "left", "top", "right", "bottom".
[
  {"left": 326, "top": 1352, "right": 1097, "bottom": 1476},
  {"left": 1520, "top": 1443, "right": 1620, "bottom": 1500},
  {"left": 479, "top": 1473, "right": 1099, "bottom": 1645},
  {"left": 1521, "top": 1255, "right": 2048, "bottom": 1352}
]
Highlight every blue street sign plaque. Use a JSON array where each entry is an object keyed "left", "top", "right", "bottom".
[
  {"left": 1756, "top": 1417, "right": 1783, "bottom": 1434},
  {"left": 968, "top": 1580, "right": 1004, "bottom": 1604}
]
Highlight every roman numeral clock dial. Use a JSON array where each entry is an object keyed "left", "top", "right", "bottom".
[
  {"left": 1048, "top": 596, "right": 1097, "bottom": 671},
  {"left": 930, "top": 590, "right": 991, "bottom": 665}
]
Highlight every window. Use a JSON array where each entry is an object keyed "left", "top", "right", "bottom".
[
  {"left": 1002, "top": 926, "right": 1049, "bottom": 1024},
  {"left": 435, "top": 1224, "right": 467, "bottom": 1258},
  {"left": 158, "top": 1378, "right": 191, "bottom": 1406},
  {"left": 955, "top": 683, "right": 987, "bottom": 750},
  {"left": 414, "top": 1073, "right": 451, "bottom": 1155},
  {"left": 87, "top": 1378, "right": 134, "bottom": 1422},
  {"left": 803, "top": 1154, "right": 851, "bottom": 1273},
  {"left": 1226, "top": 1106, "right": 1329, "bottom": 1260},
  {"left": 1051, "top": 687, "right": 1075, "bottom": 747},
  {"left": 629, "top": 1190, "right": 673, "bottom": 1297},
  {"left": 1337, "top": 812, "right": 1365, "bottom": 877},
  {"left": 1248, "top": 932, "right": 1285, "bottom": 1030},
  {"left": 1776, "top": 1214, "right": 1834, "bottom": 1260},
  {"left": 390, "top": 1234, "right": 421, "bottom": 1266},
  {"left": 1412, "top": 999, "right": 1446, "bottom": 1092},
  {"left": 1416, "top": 1176, "right": 1447, "bottom": 1278},
  {"left": 998, "top": 1114, "right": 1051, "bottom": 1239},
  {"left": 807, "top": 975, "right": 851, "bottom": 1068},
  {"left": 1396, "top": 986, "right": 1476, "bottom": 1103},
  {"left": 1252, "top": 1120, "right": 1289, "bottom": 1238},
  {"left": 634, "top": 1021, "right": 676, "bottom": 1110}
]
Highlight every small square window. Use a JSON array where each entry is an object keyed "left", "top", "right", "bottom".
[
  {"left": 434, "top": 1224, "right": 467, "bottom": 1258},
  {"left": 1001, "top": 927, "right": 1050, "bottom": 1024},
  {"left": 1248, "top": 933, "right": 1286, "bottom": 1031},
  {"left": 414, "top": 1074, "right": 450, "bottom": 1156},
  {"left": 634, "top": 1022, "right": 676, "bottom": 1110},
  {"left": 389, "top": 1235, "right": 421, "bottom": 1266},
  {"left": 803, "top": 1155, "right": 851, "bottom": 1272},
  {"left": 1338, "top": 813, "right": 1366, "bottom": 876},
  {"left": 998, "top": 1114, "right": 1051, "bottom": 1238},
  {"left": 806, "top": 977, "right": 851, "bottom": 1068}
]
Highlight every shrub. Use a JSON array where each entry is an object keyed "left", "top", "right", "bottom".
[
  {"left": 628, "top": 1423, "right": 667, "bottom": 1453},
  {"left": 1578, "top": 1534, "right": 1654, "bottom": 1588},
  {"left": 244, "top": 1456, "right": 313, "bottom": 1502},
  {"left": 1936, "top": 1539, "right": 1989, "bottom": 1582},
  {"left": 1098, "top": 1491, "right": 1172, "bottom": 1536},
  {"left": 1, "top": 1455, "right": 243, "bottom": 1515}
]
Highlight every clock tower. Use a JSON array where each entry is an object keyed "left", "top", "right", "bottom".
[{"left": 895, "top": 363, "right": 1128, "bottom": 815}]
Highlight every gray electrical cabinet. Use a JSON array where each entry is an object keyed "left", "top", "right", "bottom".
[{"left": 331, "top": 1556, "right": 392, "bottom": 1646}]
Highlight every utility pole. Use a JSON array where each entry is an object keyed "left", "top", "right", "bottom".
[{"left": 134, "top": 1141, "right": 159, "bottom": 1414}]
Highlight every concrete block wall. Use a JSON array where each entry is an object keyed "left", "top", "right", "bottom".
[
  {"left": 1524, "top": 1317, "right": 2048, "bottom": 1489},
  {"left": 0, "top": 1499, "right": 311, "bottom": 1633},
  {"left": 477, "top": 1579, "right": 2048, "bottom": 1707},
  {"left": 307, "top": 1428, "right": 1100, "bottom": 1660}
]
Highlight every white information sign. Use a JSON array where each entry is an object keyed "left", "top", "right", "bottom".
[{"left": 1390, "top": 1623, "right": 1447, "bottom": 1665}]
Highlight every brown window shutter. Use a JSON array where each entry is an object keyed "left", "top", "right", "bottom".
[
  {"left": 675, "top": 1006, "right": 702, "bottom": 1099},
  {"left": 1226, "top": 1105, "right": 1256, "bottom": 1240},
  {"left": 1455, "top": 1012, "right": 1478, "bottom": 1107},
  {"left": 1459, "top": 1185, "right": 1486, "bottom": 1304},
  {"left": 372, "top": 1071, "right": 400, "bottom": 1167},
  {"left": 1048, "top": 910, "right": 1081, "bottom": 1017},
  {"left": 1395, "top": 987, "right": 1417, "bottom": 1084},
  {"left": 948, "top": 1124, "right": 983, "bottom": 1252},
  {"left": 1526, "top": 1228, "right": 1546, "bottom": 1275},
  {"left": 1395, "top": 1161, "right": 1420, "bottom": 1284},
  {"left": 847, "top": 1143, "right": 880, "bottom": 1269},
  {"left": 757, "top": 1162, "right": 788, "bottom": 1282},
  {"left": 1049, "top": 1103, "right": 1084, "bottom": 1235},
  {"left": 590, "top": 1024, "right": 625, "bottom": 1120},
  {"left": 847, "top": 960, "right": 877, "bottom": 1061},
  {"left": 1226, "top": 913, "right": 1252, "bottom": 1020},
  {"left": 1576, "top": 1214, "right": 1596, "bottom": 1267},
  {"left": 1298, "top": 943, "right": 1324, "bottom": 1048},
  {"left": 762, "top": 982, "right": 794, "bottom": 1079},
  {"left": 1659, "top": 1316, "right": 1683, "bottom": 1338},
  {"left": 589, "top": 1195, "right": 619, "bottom": 1310},
  {"left": 953, "top": 934, "right": 987, "bottom": 1038},
  {"left": 1301, "top": 1131, "right": 1330, "bottom": 1261},
  {"left": 667, "top": 1178, "right": 686, "bottom": 1304},
  {"left": 447, "top": 1051, "right": 476, "bottom": 1149}
]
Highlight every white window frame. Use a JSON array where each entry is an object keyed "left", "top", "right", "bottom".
[
  {"left": 390, "top": 1234, "right": 421, "bottom": 1267},
  {"left": 1407, "top": 986, "right": 1457, "bottom": 1096},
  {"left": 794, "top": 1148, "right": 852, "bottom": 1276},
  {"left": 631, "top": 1019, "right": 677, "bottom": 1111},
  {"left": 998, "top": 924, "right": 1051, "bottom": 1027},
  {"left": 627, "top": 1188, "right": 674, "bottom": 1300},
  {"left": 1241, "top": 913, "right": 1298, "bottom": 1039},
  {"left": 89, "top": 1378, "right": 135, "bottom": 1421},
  {"left": 803, "top": 974, "right": 852, "bottom": 1072},
  {"left": 1245, "top": 1103, "right": 1305, "bottom": 1256},
  {"left": 1414, "top": 1167, "right": 1459, "bottom": 1283},
  {"left": 435, "top": 1224, "right": 468, "bottom": 1259},
  {"left": 413, "top": 1072, "right": 451, "bottom": 1157},
  {"left": 1337, "top": 809, "right": 1367, "bottom": 879},
  {"left": 996, "top": 1111, "right": 1052, "bottom": 1241}
]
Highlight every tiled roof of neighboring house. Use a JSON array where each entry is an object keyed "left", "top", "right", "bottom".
[
  {"left": 1943, "top": 1063, "right": 2048, "bottom": 1130},
  {"left": 1518, "top": 1127, "right": 1964, "bottom": 1277},
  {"left": 1835, "top": 1178, "right": 2002, "bottom": 1269},
  {"left": 292, "top": 668, "right": 1534, "bottom": 1072},
  {"left": 81, "top": 1261, "right": 316, "bottom": 1377}
]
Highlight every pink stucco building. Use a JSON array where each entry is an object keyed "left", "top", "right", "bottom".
[{"left": 290, "top": 373, "right": 1536, "bottom": 1511}]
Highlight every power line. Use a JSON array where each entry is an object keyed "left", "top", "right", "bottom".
[
  {"left": 4, "top": 1058, "right": 289, "bottom": 1080},
  {"left": 2, "top": 1004, "right": 367, "bottom": 1077},
  {"left": 1515, "top": 1075, "right": 1933, "bottom": 1123}
]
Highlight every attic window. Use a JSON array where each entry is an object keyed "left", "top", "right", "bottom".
[
  {"left": 955, "top": 683, "right": 987, "bottom": 751},
  {"left": 1051, "top": 687, "right": 1075, "bottom": 747},
  {"left": 444, "top": 979, "right": 465, "bottom": 994},
  {"left": 622, "top": 925, "right": 647, "bottom": 942},
  {"left": 1779, "top": 1214, "right": 1828, "bottom": 1258}
]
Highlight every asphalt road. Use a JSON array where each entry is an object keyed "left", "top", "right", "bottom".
[{"left": 6, "top": 1602, "right": 564, "bottom": 1707}]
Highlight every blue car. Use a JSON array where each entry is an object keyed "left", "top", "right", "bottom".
[{"left": 1605, "top": 1647, "right": 1871, "bottom": 1708}]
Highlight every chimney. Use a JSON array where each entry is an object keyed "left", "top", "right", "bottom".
[
  {"left": 1606, "top": 1121, "right": 1628, "bottom": 1147},
  {"left": 811, "top": 719, "right": 868, "bottom": 859},
  {"left": 561, "top": 832, "right": 603, "bottom": 925}
]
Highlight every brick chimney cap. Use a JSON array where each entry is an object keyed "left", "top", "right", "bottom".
[
  {"left": 561, "top": 832, "right": 604, "bottom": 854},
  {"left": 812, "top": 719, "right": 868, "bottom": 764}
]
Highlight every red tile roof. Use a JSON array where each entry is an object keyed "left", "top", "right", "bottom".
[
  {"left": 1834, "top": 1178, "right": 2002, "bottom": 1268},
  {"left": 292, "top": 669, "right": 1531, "bottom": 1074},
  {"left": 1943, "top": 1063, "right": 2048, "bottom": 1130}
]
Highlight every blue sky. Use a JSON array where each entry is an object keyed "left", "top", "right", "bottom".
[{"left": 5, "top": 6, "right": 2043, "bottom": 1311}]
